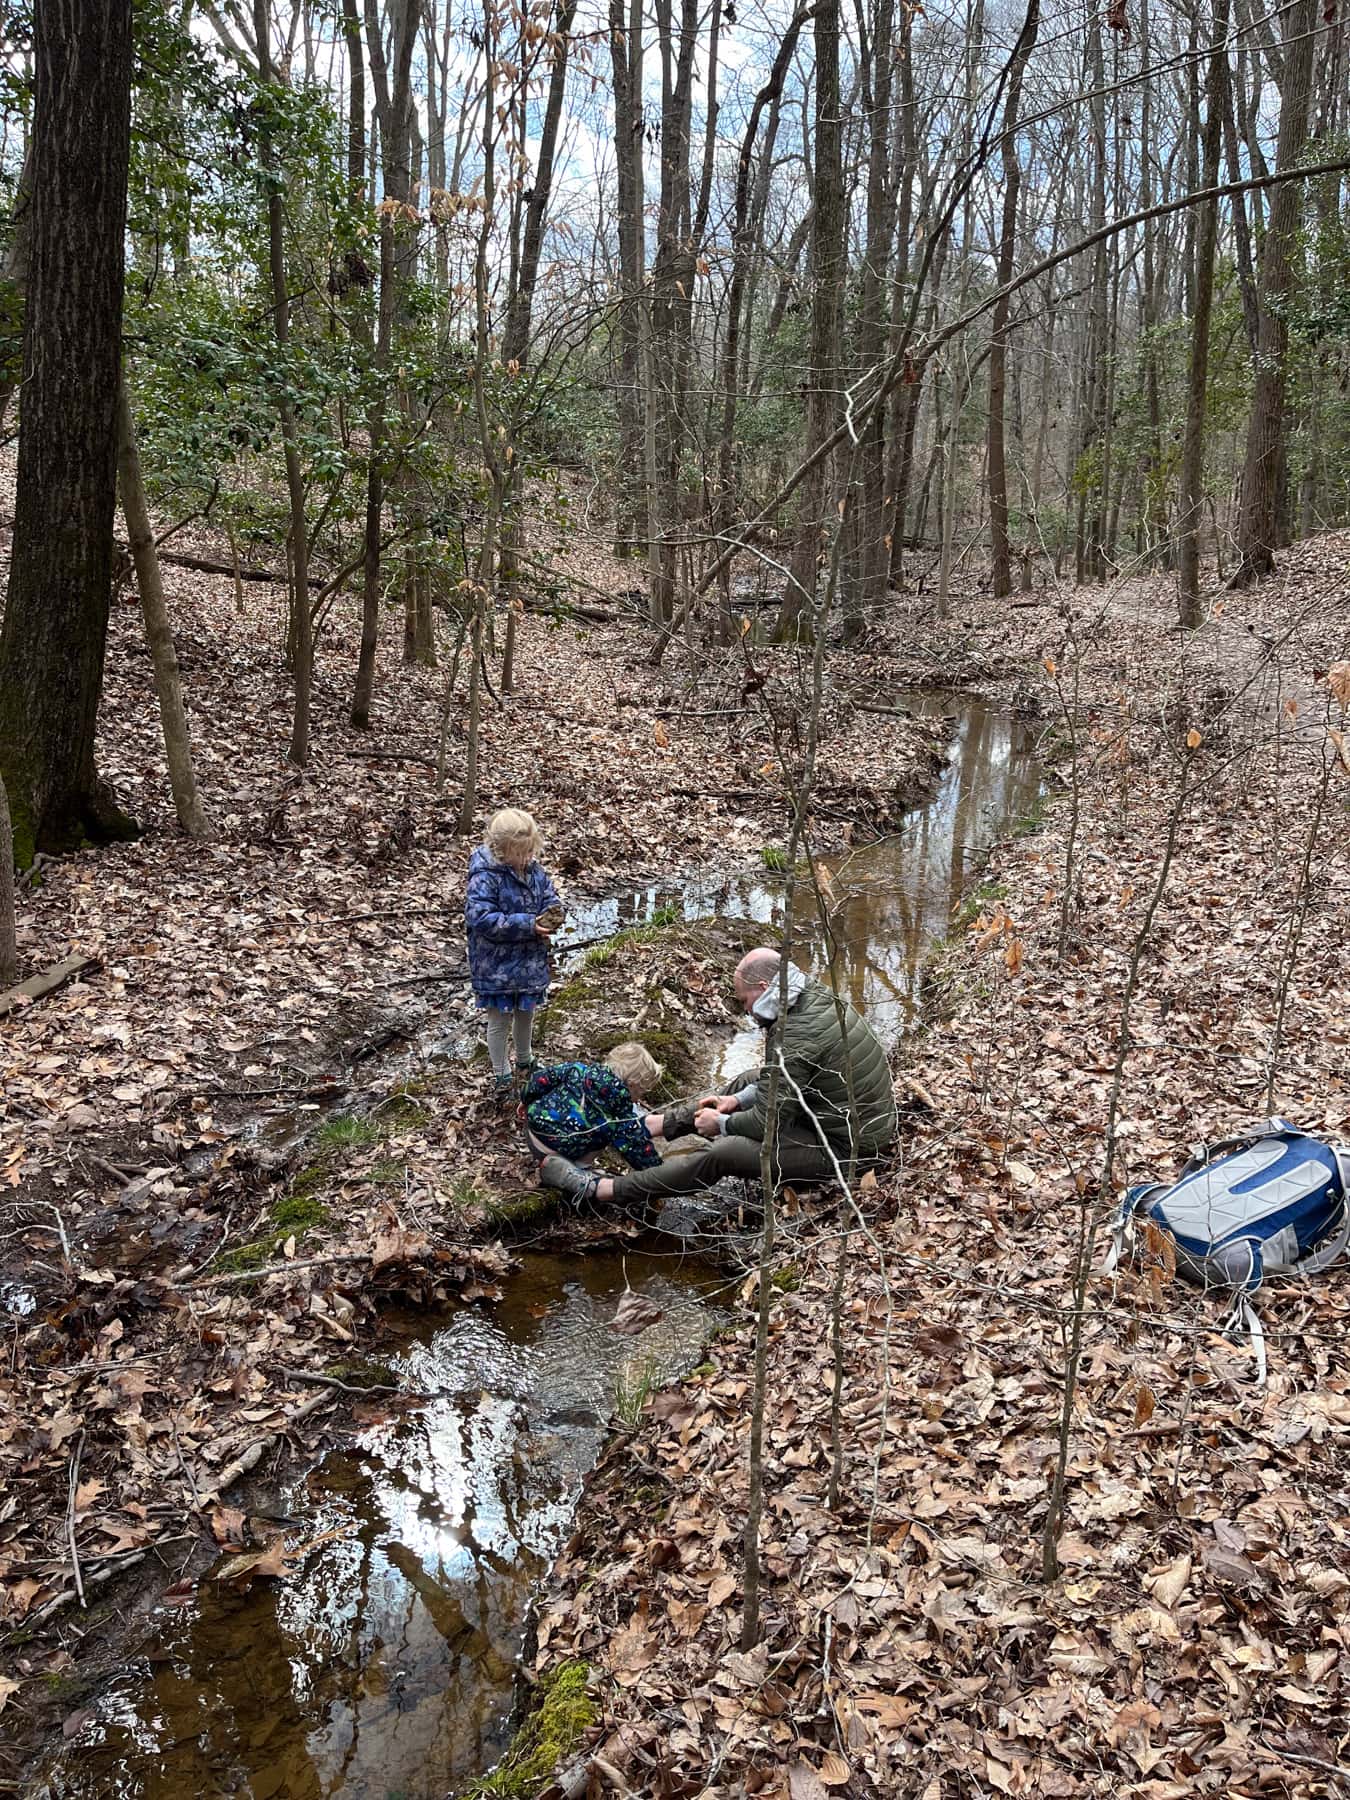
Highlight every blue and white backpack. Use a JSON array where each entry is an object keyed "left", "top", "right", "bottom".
[{"left": 1105, "top": 1119, "right": 1350, "bottom": 1381}]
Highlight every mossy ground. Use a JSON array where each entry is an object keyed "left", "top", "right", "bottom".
[
  {"left": 459, "top": 1660, "right": 595, "bottom": 1799},
  {"left": 214, "top": 1189, "right": 332, "bottom": 1273}
]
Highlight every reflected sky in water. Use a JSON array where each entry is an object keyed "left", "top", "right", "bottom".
[
  {"left": 38, "top": 1255, "right": 719, "bottom": 1800},
  {"left": 559, "top": 692, "right": 1042, "bottom": 1080}
]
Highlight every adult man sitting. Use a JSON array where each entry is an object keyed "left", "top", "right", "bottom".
[{"left": 537, "top": 947, "right": 897, "bottom": 1207}]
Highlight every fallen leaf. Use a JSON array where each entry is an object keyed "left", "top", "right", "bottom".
[
  {"left": 788, "top": 1762, "right": 829, "bottom": 1800},
  {"left": 209, "top": 1505, "right": 248, "bottom": 1547},
  {"left": 1148, "top": 1553, "right": 1192, "bottom": 1609},
  {"left": 612, "top": 1288, "right": 664, "bottom": 1335}
]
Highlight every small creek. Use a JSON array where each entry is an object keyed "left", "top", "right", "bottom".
[{"left": 35, "top": 690, "right": 1041, "bottom": 1800}]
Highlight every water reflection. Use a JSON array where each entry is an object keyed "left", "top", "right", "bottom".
[
  {"left": 558, "top": 692, "right": 1041, "bottom": 1079},
  {"left": 38, "top": 1255, "right": 721, "bottom": 1800}
]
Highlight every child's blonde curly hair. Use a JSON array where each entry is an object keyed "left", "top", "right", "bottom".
[
  {"left": 485, "top": 807, "right": 543, "bottom": 868},
  {"left": 605, "top": 1041, "right": 662, "bottom": 1096}
]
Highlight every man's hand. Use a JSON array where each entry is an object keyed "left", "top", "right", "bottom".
[
  {"left": 644, "top": 1113, "right": 665, "bottom": 1138},
  {"left": 696, "top": 1093, "right": 740, "bottom": 1114},
  {"left": 533, "top": 918, "right": 554, "bottom": 937},
  {"left": 694, "top": 1107, "right": 723, "bottom": 1138}
]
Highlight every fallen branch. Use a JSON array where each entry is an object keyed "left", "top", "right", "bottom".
[
  {"left": 185, "top": 1252, "right": 372, "bottom": 1289},
  {"left": 203, "top": 1079, "right": 346, "bottom": 1101},
  {"left": 203, "top": 1389, "right": 334, "bottom": 1498},
  {"left": 276, "top": 1364, "right": 401, "bottom": 1396},
  {"left": 0, "top": 952, "right": 101, "bottom": 1020},
  {"left": 337, "top": 748, "right": 442, "bottom": 768},
  {"left": 329, "top": 905, "right": 459, "bottom": 924},
  {"left": 155, "top": 546, "right": 326, "bottom": 588},
  {"left": 66, "top": 1431, "right": 86, "bottom": 1610}
]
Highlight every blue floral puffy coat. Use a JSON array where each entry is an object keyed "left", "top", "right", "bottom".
[
  {"left": 464, "top": 847, "right": 561, "bottom": 1001},
  {"left": 523, "top": 1062, "right": 660, "bottom": 1168}
]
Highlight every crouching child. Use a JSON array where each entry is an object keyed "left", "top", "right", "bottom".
[{"left": 522, "top": 1042, "right": 664, "bottom": 1184}]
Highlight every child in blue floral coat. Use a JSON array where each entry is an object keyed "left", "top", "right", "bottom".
[
  {"left": 465, "top": 808, "right": 562, "bottom": 1103},
  {"left": 522, "top": 1042, "right": 664, "bottom": 1175}
]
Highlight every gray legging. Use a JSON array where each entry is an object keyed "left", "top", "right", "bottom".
[
  {"left": 609, "top": 1089, "right": 868, "bottom": 1206},
  {"left": 484, "top": 1007, "right": 534, "bottom": 1077}
]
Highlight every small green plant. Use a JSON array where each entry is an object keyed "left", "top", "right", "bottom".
[
  {"left": 761, "top": 844, "right": 788, "bottom": 871},
  {"left": 649, "top": 900, "right": 680, "bottom": 927},
  {"left": 368, "top": 1158, "right": 407, "bottom": 1187},
  {"left": 312, "top": 1112, "right": 381, "bottom": 1153},
  {"left": 613, "top": 1353, "right": 660, "bottom": 1427},
  {"left": 444, "top": 1175, "right": 490, "bottom": 1211}
]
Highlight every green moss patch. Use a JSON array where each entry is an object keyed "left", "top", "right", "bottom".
[
  {"left": 460, "top": 1661, "right": 595, "bottom": 1799},
  {"left": 214, "top": 1189, "right": 332, "bottom": 1274},
  {"left": 484, "top": 1188, "right": 563, "bottom": 1233}
]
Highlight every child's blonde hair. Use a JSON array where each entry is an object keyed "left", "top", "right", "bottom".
[
  {"left": 485, "top": 807, "right": 543, "bottom": 867},
  {"left": 605, "top": 1041, "right": 662, "bottom": 1096}
]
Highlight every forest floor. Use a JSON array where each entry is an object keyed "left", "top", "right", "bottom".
[
  {"left": 1, "top": 474, "right": 1348, "bottom": 1793},
  {"left": 0, "top": 471, "right": 969, "bottom": 1767},
  {"left": 527, "top": 545, "right": 1350, "bottom": 1798}
]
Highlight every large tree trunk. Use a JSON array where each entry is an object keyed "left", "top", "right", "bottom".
[
  {"left": 0, "top": 144, "right": 33, "bottom": 438},
  {"left": 1176, "top": 0, "right": 1231, "bottom": 625},
  {"left": 115, "top": 384, "right": 210, "bottom": 838},
  {"left": 1073, "top": 12, "right": 1110, "bottom": 585},
  {"left": 1232, "top": 0, "right": 1317, "bottom": 585},
  {"left": 715, "top": 9, "right": 810, "bottom": 640},
  {"left": 0, "top": 0, "right": 135, "bottom": 865},
  {"left": 0, "top": 773, "right": 16, "bottom": 985}
]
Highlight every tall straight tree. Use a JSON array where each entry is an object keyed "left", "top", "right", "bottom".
[
  {"left": 253, "top": 0, "right": 313, "bottom": 765},
  {"left": 987, "top": 0, "right": 1040, "bottom": 599},
  {"left": 1176, "top": 0, "right": 1231, "bottom": 624},
  {"left": 1233, "top": 0, "right": 1317, "bottom": 585},
  {"left": 0, "top": 0, "right": 134, "bottom": 864},
  {"left": 351, "top": 0, "right": 418, "bottom": 727},
  {"left": 780, "top": 0, "right": 844, "bottom": 636}
]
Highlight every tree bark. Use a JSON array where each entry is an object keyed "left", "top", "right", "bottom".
[
  {"left": 1177, "top": 0, "right": 1231, "bottom": 625},
  {"left": 609, "top": 0, "right": 647, "bottom": 559},
  {"left": 254, "top": 0, "right": 313, "bottom": 764},
  {"left": 351, "top": 0, "right": 417, "bottom": 724},
  {"left": 780, "top": 0, "right": 844, "bottom": 636},
  {"left": 115, "top": 384, "right": 210, "bottom": 839},
  {"left": 987, "top": 0, "right": 1040, "bottom": 599},
  {"left": 1232, "top": 0, "right": 1317, "bottom": 585},
  {"left": 0, "top": 0, "right": 135, "bottom": 865},
  {"left": 0, "top": 773, "right": 16, "bottom": 986}
]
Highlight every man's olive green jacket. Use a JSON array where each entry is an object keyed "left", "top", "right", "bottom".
[{"left": 725, "top": 978, "right": 896, "bottom": 1158}]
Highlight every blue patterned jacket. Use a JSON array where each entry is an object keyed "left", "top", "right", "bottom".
[
  {"left": 523, "top": 1061, "right": 661, "bottom": 1168},
  {"left": 464, "top": 847, "right": 560, "bottom": 1000}
]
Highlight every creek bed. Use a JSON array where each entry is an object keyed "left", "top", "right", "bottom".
[{"left": 35, "top": 688, "right": 1042, "bottom": 1800}]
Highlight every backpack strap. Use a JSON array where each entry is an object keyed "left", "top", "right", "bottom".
[
  {"left": 1220, "top": 1292, "right": 1268, "bottom": 1386},
  {"left": 1179, "top": 1116, "right": 1294, "bottom": 1177},
  {"left": 1102, "top": 1183, "right": 1164, "bottom": 1275}
]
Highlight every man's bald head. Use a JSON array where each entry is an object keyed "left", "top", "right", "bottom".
[{"left": 734, "top": 947, "right": 781, "bottom": 1011}]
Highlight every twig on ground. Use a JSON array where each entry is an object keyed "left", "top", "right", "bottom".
[
  {"left": 205, "top": 1389, "right": 334, "bottom": 1496},
  {"left": 275, "top": 1364, "right": 402, "bottom": 1396},
  {"left": 185, "top": 1252, "right": 375, "bottom": 1289},
  {"left": 66, "top": 1431, "right": 86, "bottom": 1610}
]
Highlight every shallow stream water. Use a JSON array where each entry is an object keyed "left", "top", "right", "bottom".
[{"left": 36, "top": 689, "right": 1041, "bottom": 1800}]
